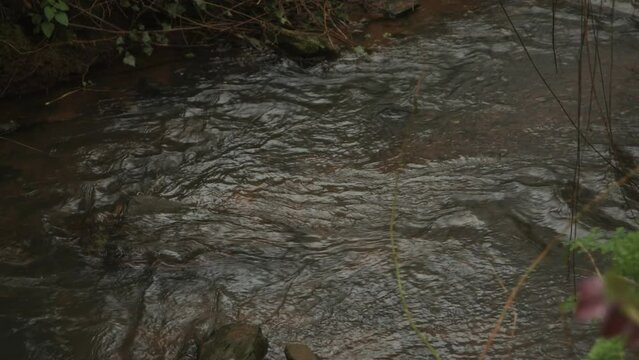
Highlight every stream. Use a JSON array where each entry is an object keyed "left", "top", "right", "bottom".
[{"left": 1, "top": 0, "right": 639, "bottom": 359}]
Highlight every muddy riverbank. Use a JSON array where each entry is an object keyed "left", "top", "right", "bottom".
[{"left": 0, "top": 0, "right": 430, "bottom": 99}]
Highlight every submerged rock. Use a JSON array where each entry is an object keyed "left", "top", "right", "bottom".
[
  {"left": 200, "top": 323, "right": 268, "bottom": 360},
  {"left": 284, "top": 343, "right": 319, "bottom": 360},
  {"left": 0, "top": 120, "right": 19, "bottom": 135},
  {"left": 362, "top": 0, "right": 420, "bottom": 19},
  {"left": 157, "top": 249, "right": 183, "bottom": 264},
  {"left": 271, "top": 27, "right": 336, "bottom": 57},
  {"left": 385, "top": 0, "right": 421, "bottom": 18},
  {"left": 177, "top": 339, "right": 199, "bottom": 360}
]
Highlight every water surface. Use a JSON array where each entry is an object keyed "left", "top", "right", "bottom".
[{"left": 1, "top": 1, "right": 639, "bottom": 359}]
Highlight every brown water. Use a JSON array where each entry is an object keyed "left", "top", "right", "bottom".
[{"left": 1, "top": 1, "right": 639, "bottom": 359}]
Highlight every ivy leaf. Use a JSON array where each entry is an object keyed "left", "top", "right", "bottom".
[
  {"left": 143, "top": 46, "right": 153, "bottom": 56},
  {"left": 123, "top": 52, "right": 136, "bottom": 67},
  {"left": 41, "top": 21, "right": 55, "bottom": 38},
  {"left": 52, "top": 0, "right": 69, "bottom": 11},
  {"left": 141, "top": 31, "right": 151, "bottom": 44},
  {"left": 54, "top": 12, "right": 69, "bottom": 26},
  {"left": 44, "top": 6, "right": 56, "bottom": 21},
  {"left": 115, "top": 36, "right": 124, "bottom": 46}
]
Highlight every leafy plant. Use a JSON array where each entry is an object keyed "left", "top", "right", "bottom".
[
  {"left": 586, "top": 337, "right": 625, "bottom": 360},
  {"left": 30, "top": 0, "right": 70, "bottom": 38},
  {"left": 573, "top": 229, "right": 639, "bottom": 281},
  {"left": 115, "top": 20, "right": 171, "bottom": 66},
  {"left": 560, "top": 295, "right": 576, "bottom": 314},
  {"left": 572, "top": 229, "right": 639, "bottom": 355}
]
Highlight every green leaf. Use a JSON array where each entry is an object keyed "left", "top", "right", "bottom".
[
  {"left": 273, "top": 8, "right": 289, "bottom": 25},
  {"left": 143, "top": 46, "right": 153, "bottom": 56},
  {"left": 41, "top": 21, "right": 55, "bottom": 38},
  {"left": 115, "top": 36, "right": 124, "bottom": 46},
  {"left": 52, "top": 0, "right": 69, "bottom": 11},
  {"left": 605, "top": 273, "right": 639, "bottom": 324},
  {"left": 164, "top": 3, "right": 185, "bottom": 17},
  {"left": 153, "top": 33, "right": 168, "bottom": 45},
  {"left": 193, "top": 0, "right": 206, "bottom": 9},
  {"left": 141, "top": 31, "right": 151, "bottom": 44},
  {"left": 54, "top": 12, "right": 68, "bottom": 26},
  {"left": 560, "top": 295, "right": 576, "bottom": 314},
  {"left": 353, "top": 45, "right": 367, "bottom": 56},
  {"left": 123, "top": 52, "right": 136, "bottom": 67},
  {"left": 44, "top": 6, "right": 56, "bottom": 21},
  {"left": 608, "top": 229, "right": 639, "bottom": 280},
  {"left": 586, "top": 337, "right": 624, "bottom": 360}
]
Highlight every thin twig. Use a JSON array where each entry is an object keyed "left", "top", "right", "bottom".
[
  {"left": 479, "top": 165, "right": 639, "bottom": 359},
  {"left": 0, "top": 136, "right": 48, "bottom": 154}
]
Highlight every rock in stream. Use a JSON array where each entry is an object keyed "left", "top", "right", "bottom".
[
  {"left": 284, "top": 343, "right": 319, "bottom": 360},
  {"left": 200, "top": 323, "right": 268, "bottom": 360}
]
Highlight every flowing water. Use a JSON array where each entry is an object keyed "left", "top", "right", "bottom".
[{"left": 1, "top": 0, "right": 639, "bottom": 359}]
